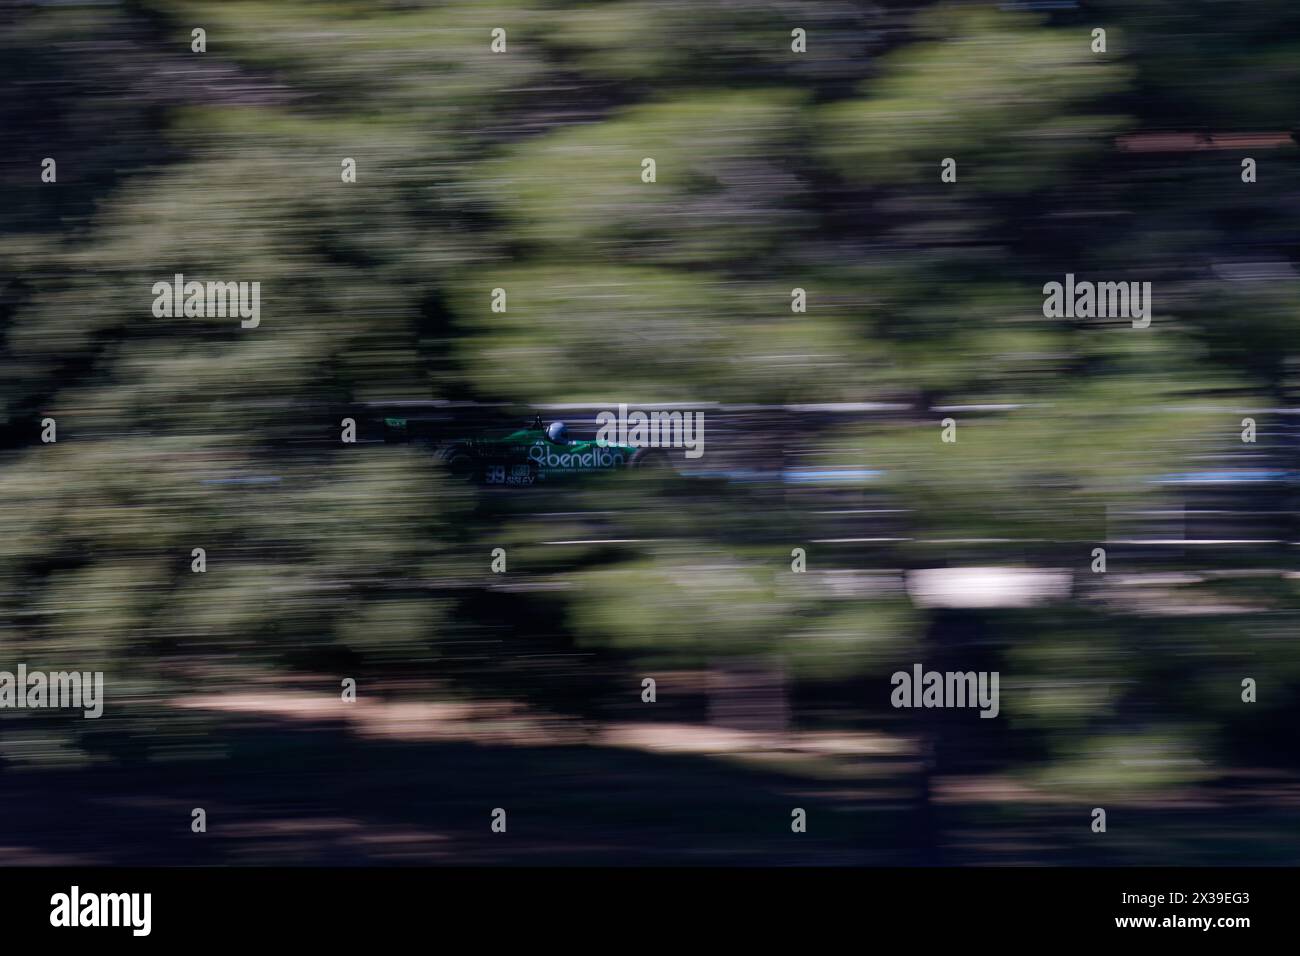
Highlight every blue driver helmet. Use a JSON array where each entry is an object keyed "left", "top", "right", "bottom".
[{"left": 546, "top": 421, "right": 569, "bottom": 443}]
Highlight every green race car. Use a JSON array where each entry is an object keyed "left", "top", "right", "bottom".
[{"left": 388, "top": 415, "right": 665, "bottom": 485}]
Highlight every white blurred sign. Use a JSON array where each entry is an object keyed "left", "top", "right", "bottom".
[{"left": 907, "top": 567, "right": 1072, "bottom": 609}]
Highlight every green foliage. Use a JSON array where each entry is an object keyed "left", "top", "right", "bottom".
[
  {"left": 816, "top": 7, "right": 1131, "bottom": 191},
  {"left": 2, "top": 0, "right": 1298, "bottom": 807}
]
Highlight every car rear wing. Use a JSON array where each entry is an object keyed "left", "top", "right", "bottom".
[{"left": 382, "top": 417, "right": 410, "bottom": 442}]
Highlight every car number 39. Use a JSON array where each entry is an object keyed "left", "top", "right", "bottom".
[{"left": 486, "top": 464, "right": 534, "bottom": 485}]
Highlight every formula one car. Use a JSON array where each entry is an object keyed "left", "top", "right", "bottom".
[{"left": 386, "top": 415, "right": 667, "bottom": 485}]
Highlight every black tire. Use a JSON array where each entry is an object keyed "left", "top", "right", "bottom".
[
  {"left": 630, "top": 448, "right": 674, "bottom": 471},
  {"left": 437, "top": 445, "right": 477, "bottom": 481}
]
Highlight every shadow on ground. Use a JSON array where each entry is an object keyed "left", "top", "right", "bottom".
[{"left": 1, "top": 713, "right": 1297, "bottom": 866}]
